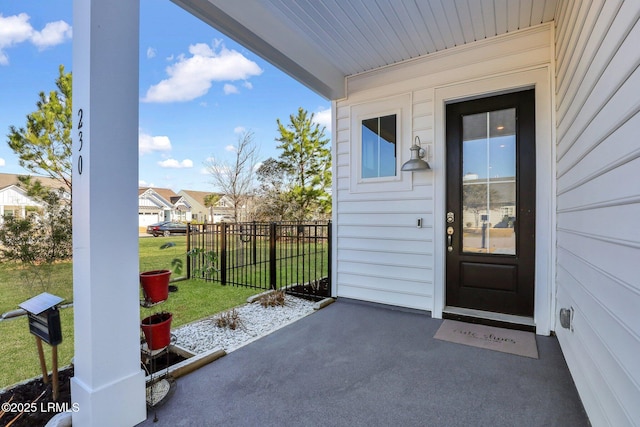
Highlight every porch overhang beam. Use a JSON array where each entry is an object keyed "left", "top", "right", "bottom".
[{"left": 171, "top": 0, "right": 345, "bottom": 100}]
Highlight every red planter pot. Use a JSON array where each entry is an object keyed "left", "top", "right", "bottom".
[
  {"left": 140, "top": 270, "right": 171, "bottom": 303},
  {"left": 141, "top": 312, "right": 173, "bottom": 350}
]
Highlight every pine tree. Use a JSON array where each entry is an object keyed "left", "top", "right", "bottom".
[
  {"left": 275, "top": 108, "right": 331, "bottom": 220},
  {"left": 7, "top": 65, "right": 72, "bottom": 195}
]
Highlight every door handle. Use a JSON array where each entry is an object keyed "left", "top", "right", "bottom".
[{"left": 446, "top": 226, "right": 454, "bottom": 252}]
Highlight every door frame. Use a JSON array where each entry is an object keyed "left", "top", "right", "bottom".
[{"left": 433, "top": 67, "right": 556, "bottom": 335}]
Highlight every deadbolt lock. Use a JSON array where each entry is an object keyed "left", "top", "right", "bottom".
[
  {"left": 446, "top": 212, "right": 455, "bottom": 223},
  {"left": 446, "top": 223, "right": 454, "bottom": 253}
]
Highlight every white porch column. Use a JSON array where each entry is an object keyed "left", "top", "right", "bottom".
[{"left": 71, "top": 1, "right": 145, "bottom": 426}]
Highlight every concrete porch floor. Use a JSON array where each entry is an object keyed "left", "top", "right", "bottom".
[{"left": 137, "top": 299, "right": 589, "bottom": 426}]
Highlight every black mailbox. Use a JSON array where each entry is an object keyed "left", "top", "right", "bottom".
[{"left": 19, "top": 293, "right": 64, "bottom": 346}]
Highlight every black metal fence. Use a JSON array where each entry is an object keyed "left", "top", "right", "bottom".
[{"left": 187, "top": 221, "right": 331, "bottom": 300}]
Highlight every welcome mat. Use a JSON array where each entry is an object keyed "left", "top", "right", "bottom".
[{"left": 434, "top": 320, "right": 538, "bottom": 359}]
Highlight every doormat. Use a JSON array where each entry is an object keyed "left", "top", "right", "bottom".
[{"left": 434, "top": 320, "right": 538, "bottom": 359}]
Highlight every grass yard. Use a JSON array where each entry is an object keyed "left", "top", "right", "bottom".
[{"left": 0, "top": 236, "right": 256, "bottom": 389}]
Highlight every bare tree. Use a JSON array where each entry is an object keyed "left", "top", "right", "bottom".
[
  {"left": 204, "top": 131, "right": 259, "bottom": 221},
  {"left": 254, "top": 157, "right": 291, "bottom": 221}
]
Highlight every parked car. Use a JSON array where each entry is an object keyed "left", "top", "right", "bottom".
[{"left": 146, "top": 221, "right": 188, "bottom": 237}]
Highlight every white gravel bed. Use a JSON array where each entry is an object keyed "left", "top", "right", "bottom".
[{"left": 173, "top": 295, "right": 315, "bottom": 354}]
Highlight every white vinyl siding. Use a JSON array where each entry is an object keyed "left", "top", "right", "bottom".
[
  {"left": 334, "top": 24, "right": 553, "bottom": 311},
  {"left": 555, "top": 1, "right": 640, "bottom": 426}
]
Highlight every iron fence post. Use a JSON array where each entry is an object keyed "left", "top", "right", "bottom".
[
  {"left": 186, "top": 222, "right": 192, "bottom": 279},
  {"left": 328, "top": 220, "right": 332, "bottom": 291},
  {"left": 221, "top": 222, "right": 227, "bottom": 286},
  {"left": 252, "top": 221, "right": 257, "bottom": 265},
  {"left": 269, "top": 222, "right": 277, "bottom": 290}
]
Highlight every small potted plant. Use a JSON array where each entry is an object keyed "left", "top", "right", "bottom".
[
  {"left": 140, "top": 311, "right": 173, "bottom": 350},
  {"left": 139, "top": 242, "right": 184, "bottom": 304},
  {"left": 139, "top": 269, "right": 171, "bottom": 304}
]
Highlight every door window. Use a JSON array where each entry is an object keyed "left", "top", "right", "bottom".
[{"left": 461, "top": 108, "right": 516, "bottom": 255}]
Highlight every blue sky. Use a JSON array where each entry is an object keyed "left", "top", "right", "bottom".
[{"left": 0, "top": 0, "right": 331, "bottom": 192}]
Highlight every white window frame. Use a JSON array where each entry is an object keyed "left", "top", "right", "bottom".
[{"left": 349, "top": 93, "right": 412, "bottom": 193}]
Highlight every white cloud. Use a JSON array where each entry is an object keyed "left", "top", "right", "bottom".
[
  {"left": 313, "top": 107, "right": 332, "bottom": 132},
  {"left": 0, "top": 14, "right": 71, "bottom": 65},
  {"left": 233, "top": 126, "right": 245, "bottom": 134},
  {"left": 158, "top": 158, "right": 194, "bottom": 169},
  {"left": 0, "top": 158, "right": 5, "bottom": 167},
  {"left": 243, "top": 81, "right": 253, "bottom": 89},
  {"left": 223, "top": 83, "right": 239, "bottom": 95},
  {"left": 139, "top": 179, "right": 155, "bottom": 187},
  {"left": 0, "top": 14, "right": 33, "bottom": 48},
  {"left": 142, "top": 42, "right": 263, "bottom": 103},
  {"left": 146, "top": 47, "right": 156, "bottom": 59},
  {"left": 139, "top": 132, "right": 172, "bottom": 155},
  {"left": 30, "top": 20, "right": 72, "bottom": 49},
  {"left": 225, "top": 145, "right": 235, "bottom": 152}
]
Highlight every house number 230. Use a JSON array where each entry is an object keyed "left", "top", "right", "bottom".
[{"left": 77, "top": 108, "right": 84, "bottom": 175}]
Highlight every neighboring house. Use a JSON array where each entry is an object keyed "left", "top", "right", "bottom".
[
  {"left": 170, "top": 194, "right": 191, "bottom": 222},
  {"left": 138, "top": 187, "right": 175, "bottom": 227},
  {"left": 138, "top": 187, "right": 192, "bottom": 226},
  {"left": 177, "top": 190, "right": 235, "bottom": 223},
  {"left": 0, "top": 184, "right": 41, "bottom": 221},
  {"left": 139, "top": 188, "right": 240, "bottom": 228},
  {"left": 0, "top": 173, "right": 65, "bottom": 222},
  {"left": 72, "top": 2, "right": 640, "bottom": 426}
]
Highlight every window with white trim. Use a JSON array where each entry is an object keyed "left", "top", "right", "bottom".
[{"left": 349, "top": 93, "right": 411, "bottom": 193}]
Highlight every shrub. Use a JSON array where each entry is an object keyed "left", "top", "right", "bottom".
[
  {"left": 0, "top": 189, "right": 71, "bottom": 291},
  {"left": 259, "top": 290, "right": 286, "bottom": 308},
  {"left": 214, "top": 308, "right": 242, "bottom": 330}
]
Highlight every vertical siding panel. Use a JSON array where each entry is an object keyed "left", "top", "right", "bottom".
[
  {"left": 506, "top": 0, "right": 520, "bottom": 32},
  {"left": 555, "top": 0, "right": 591, "bottom": 89},
  {"left": 494, "top": 0, "right": 509, "bottom": 35},
  {"left": 453, "top": 0, "right": 476, "bottom": 44},
  {"left": 555, "top": 1, "right": 640, "bottom": 425},
  {"left": 555, "top": 1, "right": 606, "bottom": 113},
  {"left": 542, "top": 0, "right": 559, "bottom": 22},
  {"left": 467, "top": 1, "right": 487, "bottom": 41}
]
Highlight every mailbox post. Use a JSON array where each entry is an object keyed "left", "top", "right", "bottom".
[{"left": 19, "top": 292, "right": 64, "bottom": 401}]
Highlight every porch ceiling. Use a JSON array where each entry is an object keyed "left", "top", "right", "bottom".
[{"left": 171, "top": 0, "right": 558, "bottom": 100}]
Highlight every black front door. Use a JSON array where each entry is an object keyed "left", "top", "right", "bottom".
[{"left": 445, "top": 89, "right": 536, "bottom": 317}]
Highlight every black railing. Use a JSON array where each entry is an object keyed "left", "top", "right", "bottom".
[{"left": 187, "top": 221, "right": 331, "bottom": 299}]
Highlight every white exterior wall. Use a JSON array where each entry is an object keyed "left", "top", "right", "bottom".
[
  {"left": 0, "top": 186, "right": 41, "bottom": 215},
  {"left": 335, "top": 24, "right": 555, "bottom": 320},
  {"left": 554, "top": 1, "right": 640, "bottom": 426}
]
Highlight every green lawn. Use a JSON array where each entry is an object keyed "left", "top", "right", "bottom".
[{"left": 0, "top": 236, "right": 256, "bottom": 389}]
